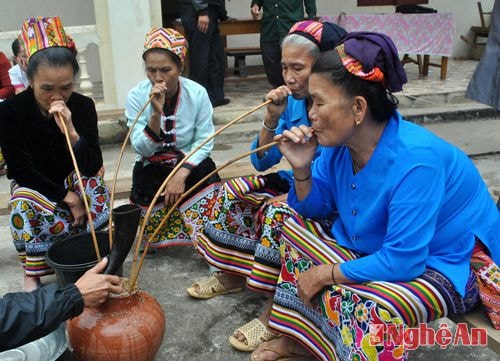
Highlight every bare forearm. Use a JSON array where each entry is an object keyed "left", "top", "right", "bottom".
[
  {"left": 293, "top": 166, "right": 312, "bottom": 201},
  {"left": 257, "top": 113, "right": 280, "bottom": 157}
]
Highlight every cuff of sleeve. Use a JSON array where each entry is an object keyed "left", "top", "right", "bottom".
[
  {"left": 198, "top": 9, "right": 209, "bottom": 16},
  {"left": 53, "top": 188, "right": 70, "bottom": 204},
  {"left": 72, "top": 137, "right": 84, "bottom": 152},
  {"left": 61, "top": 284, "right": 84, "bottom": 317},
  {"left": 144, "top": 125, "right": 164, "bottom": 143},
  {"left": 181, "top": 163, "right": 194, "bottom": 171}
]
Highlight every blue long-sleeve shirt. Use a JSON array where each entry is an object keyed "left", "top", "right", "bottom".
[
  {"left": 250, "top": 96, "right": 321, "bottom": 185},
  {"left": 288, "top": 112, "right": 500, "bottom": 296}
]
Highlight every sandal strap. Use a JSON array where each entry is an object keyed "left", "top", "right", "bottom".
[
  {"left": 235, "top": 318, "right": 278, "bottom": 349},
  {"left": 193, "top": 275, "right": 228, "bottom": 297}
]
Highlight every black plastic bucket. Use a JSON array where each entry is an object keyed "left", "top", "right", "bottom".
[{"left": 46, "top": 231, "right": 113, "bottom": 286}]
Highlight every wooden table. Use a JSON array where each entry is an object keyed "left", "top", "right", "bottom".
[{"left": 321, "top": 13, "right": 454, "bottom": 79}]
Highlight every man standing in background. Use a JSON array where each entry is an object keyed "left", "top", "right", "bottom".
[
  {"left": 251, "top": 0, "right": 317, "bottom": 87},
  {"left": 181, "top": 0, "right": 230, "bottom": 107}
]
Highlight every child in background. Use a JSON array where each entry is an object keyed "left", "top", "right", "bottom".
[{"left": 8, "top": 38, "right": 29, "bottom": 94}]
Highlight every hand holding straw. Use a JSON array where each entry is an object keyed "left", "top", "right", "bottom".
[
  {"left": 57, "top": 111, "right": 101, "bottom": 261},
  {"left": 130, "top": 99, "right": 272, "bottom": 277},
  {"left": 129, "top": 140, "right": 281, "bottom": 288},
  {"left": 107, "top": 95, "right": 154, "bottom": 248}
]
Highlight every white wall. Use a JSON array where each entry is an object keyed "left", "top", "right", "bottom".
[
  {"left": 0, "top": 0, "right": 101, "bottom": 83},
  {"left": 0, "top": 0, "right": 95, "bottom": 31}
]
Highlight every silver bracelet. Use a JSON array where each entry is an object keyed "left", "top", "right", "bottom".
[{"left": 262, "top": 119, "right": 278, "bottom": 132}]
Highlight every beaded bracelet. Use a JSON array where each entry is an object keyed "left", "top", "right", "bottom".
[
  {"left": 294, "top": 172, "right": 312, "bottom": 182},
  {"left": 262, "top": 119, "right": 278, "bottom": 132},
  {"left": 331, "top": 263, "right": 337, "bottom": 284}
]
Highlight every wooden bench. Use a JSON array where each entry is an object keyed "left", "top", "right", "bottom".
[{"left": 225, "top": 47, "right": 262, "bottom": 77}]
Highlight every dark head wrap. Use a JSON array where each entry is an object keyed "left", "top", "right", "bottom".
[
  {"left": 288, "top": 20, "right": 347, "bottom": 52},
  {"left": 337, "top": 32, "right": 407, "bottom": 92}
]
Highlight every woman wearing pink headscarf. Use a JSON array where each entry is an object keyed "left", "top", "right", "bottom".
[{"left": 125, "top": 27, "right": 220, "bottom": 253}]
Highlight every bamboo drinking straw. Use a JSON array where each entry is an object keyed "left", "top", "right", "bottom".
[
  {"left": 107, "top": 95, "right": 154, "bottom": 248},
  {"left": 58, "top": 112, "right": 101, "bottom": 260},
  {"left": 130, "top": 100, "right": 272, "bottom": 277}
]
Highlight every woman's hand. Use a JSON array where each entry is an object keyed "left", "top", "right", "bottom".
[
  {"left": 162, "top": 168, "right": 190, "bottom": 207},
  {"left": 264, "top": 86, "right": 291, "bottom": 127},
  {"left": 264, "top": 193, "right": 288, "bottom": 206},
  {"left": 296, "top": 264, "right": 333, "bottom": 306},
  {"left": 275, "top": 125, "right": 317, "bottom": 170},
  {"left": 50, "top": 100, "right": 79, "bottom": 145},
  {"left": 150, "top": 82, "right": 167, "bottom": 115},
  {"left": 63, "top": 191, "right": 86, "bottom": 227}
]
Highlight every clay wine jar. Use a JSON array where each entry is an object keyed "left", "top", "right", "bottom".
[{"left": 67, "top": 289, "right": 166, "bottom": 361}]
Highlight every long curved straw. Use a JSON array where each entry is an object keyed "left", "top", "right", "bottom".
[
  {"left": 129, "top": 140, "right": 280, "bottom": 288},
  {"left": 130, "top": 100, "right": 272, "bottom": 277},
  {"left": 58, "top": 112, "right": 101, "bottom": 261},
  {"left": 107, "top": 95, "right": 154, "bottom": 248}
]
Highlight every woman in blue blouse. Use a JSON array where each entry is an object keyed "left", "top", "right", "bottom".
[
  {"left": 252, "top": 32, "right": 500, "bottom": 361},
  {"left": 183, "top": 21, "right": 347, "bottom": 353}
]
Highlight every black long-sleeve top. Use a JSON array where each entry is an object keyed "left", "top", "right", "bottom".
[
  {"left": 0, "top": 87, "right": 103, "bottom": 203},
  {"left": 0, "top": 283, "right": 83, "bottom": 351}
]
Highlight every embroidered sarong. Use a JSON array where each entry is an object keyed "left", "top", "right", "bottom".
[
  {"left": 134, "top": 157, "right": 220, "bottom": 248},
  {"left": 269, "top": 215, "right": 480, "bottom": 361},
  {"left": 182, "top": 174, "right": 293, "bottom": 293},
  {"left": 9, "top": 173, "right": 109, "bottom": 277}
]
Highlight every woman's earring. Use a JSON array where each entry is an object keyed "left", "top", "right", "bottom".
[{"left": 355, "top": 118, "right": 361, "bottom": 127}]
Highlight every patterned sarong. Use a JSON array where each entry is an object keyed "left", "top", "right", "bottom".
[
  {"left": 470, "top": 242, "right": 500, "bottom": 329},
  {"left": 9, "top": 173, "right": 109, "bottom": 277},
  {"left": 268, "top": 215, "right": 480, "bottom": 361},
  {"left": 182, "top": 174, "right": 294, "bottom": 293},
  {"left": 138, "top": 202, "right": 202, "bottom": 247},
  {"left": 133, "top": 157, "right": 220, "bottom": 248}
]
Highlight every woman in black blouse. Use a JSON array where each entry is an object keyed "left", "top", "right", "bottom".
[{"left": 0, "top": 16, "right": 109, "bottom": 291}]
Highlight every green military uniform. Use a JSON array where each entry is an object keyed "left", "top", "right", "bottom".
[{"left": 251, "top": 0, "right": 316, "bottom": 86}]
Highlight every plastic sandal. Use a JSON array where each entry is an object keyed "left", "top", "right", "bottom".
[
  {"left": 186, "top": 274, "right": 243, "bottom": 299},
  {"left": 229, "top": 318, "right": 278, "bottom": 352}
]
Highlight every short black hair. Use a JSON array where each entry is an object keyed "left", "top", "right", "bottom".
[
  {"left": 12, "top": 38, "right": 21, "bottom": 57},
  {"left": 311, "top": 50, "right": 398, "bottom": 123},
  {"left": 26, "top": 47, "right": 79, "bottom": 81},
  {"left": 142, "top": 48, "right": 182, "bottom": 70}
]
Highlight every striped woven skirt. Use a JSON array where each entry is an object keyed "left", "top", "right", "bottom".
[
  {"left": 268, "top": 215, "right": 480, "bottom": 361},
  {"left": 9, "top": 173, "right": 109, "bottom": 277},
  {"left": 181, "top": 174, "right": 293, "bottom": 293}
]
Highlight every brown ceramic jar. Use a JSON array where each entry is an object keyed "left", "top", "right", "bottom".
[{"left": 67, "top": 289, "right": 166, "bottom": 361}]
